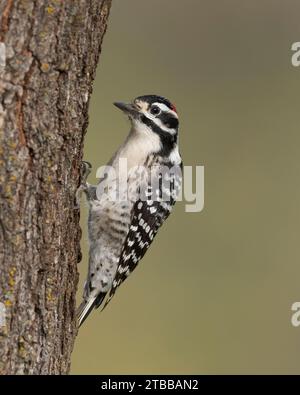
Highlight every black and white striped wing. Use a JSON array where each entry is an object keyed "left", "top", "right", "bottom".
[{"left": 102, "top": 170, "right": 182, "bottom": 309}]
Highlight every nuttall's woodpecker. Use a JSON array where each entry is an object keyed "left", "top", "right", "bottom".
[{"left": 77, "top": 95, "right": 183, "bottom": 327}]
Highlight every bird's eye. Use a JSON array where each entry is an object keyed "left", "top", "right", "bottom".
[{"left": 150, "top": 105, "right": 161, "bottom": 116}]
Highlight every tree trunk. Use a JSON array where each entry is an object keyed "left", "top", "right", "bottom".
[{"left": 0, "top": 0, "right": 111, "bottom": 374}]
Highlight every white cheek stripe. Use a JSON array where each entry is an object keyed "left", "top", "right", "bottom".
[
  {"left": 152, "top": 102, "right": 178, "bottom": 119},
  {"left": 168, "top": 146, "right": 181, "bottom": 165}
]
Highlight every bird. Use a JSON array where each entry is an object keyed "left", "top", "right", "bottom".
[{"left": 77, "top": 95, "right": 183, "bottom": 327}]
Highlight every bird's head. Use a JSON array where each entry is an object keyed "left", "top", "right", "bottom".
[{"left": 114, "top": 95, "right": 179, "bottom": 155}]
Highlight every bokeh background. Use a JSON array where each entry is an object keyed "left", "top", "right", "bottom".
[{"left": 72, "top": 0, "right": 300, "bottom": 374}]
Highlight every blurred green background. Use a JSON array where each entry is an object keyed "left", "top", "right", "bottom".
[{"left": 72, "top": 0, "right": 300, "bottom": 374}]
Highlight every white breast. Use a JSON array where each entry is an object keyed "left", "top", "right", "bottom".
[{"left": 113, "top": 122, "right": 162, "bottom": 175}]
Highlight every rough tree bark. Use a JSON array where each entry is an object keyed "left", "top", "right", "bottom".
[{"left": 0, "top": 0, "right": 112, "bottom": 374}]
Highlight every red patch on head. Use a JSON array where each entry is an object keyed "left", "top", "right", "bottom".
[{"left": 170, "top": 103, "right": 177, "bottom": 113}]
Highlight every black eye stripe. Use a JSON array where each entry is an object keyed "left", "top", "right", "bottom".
[
  {"left": 157, "top": 113, "right": 179, "bottom": 129},
  {"left": 141, "top": 114, "right": 177, "bottom": 157}
]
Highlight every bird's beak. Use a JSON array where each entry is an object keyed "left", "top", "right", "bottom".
[{"left": 114, "top": 102, "right": 140, "bottom": 118}]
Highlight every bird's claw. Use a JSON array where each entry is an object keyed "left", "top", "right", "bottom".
[
  {"left": 74, "top": 161, "right": 92, "bottom": 209},
  {"left": 81, "top": 161, "right": 92, "bottom": 183}
]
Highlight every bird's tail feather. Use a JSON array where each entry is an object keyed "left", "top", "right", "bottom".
[
  {"left": 77, "top": 297, "right": 97, "bottom": 328},
  {"left": 77, "top": 292, "right": 106, "bottom": 328}
]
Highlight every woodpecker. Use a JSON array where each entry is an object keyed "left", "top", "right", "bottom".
[{"left": 77, "top": 95, "right": 183, "bottom": 327}]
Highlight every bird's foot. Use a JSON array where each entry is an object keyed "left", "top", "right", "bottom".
[
  {"left": 75, "top": 161, "right": 92, "bottom": 209},
  {"left": 81, "top": 161, "right": 92, "bottom": 184}
]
